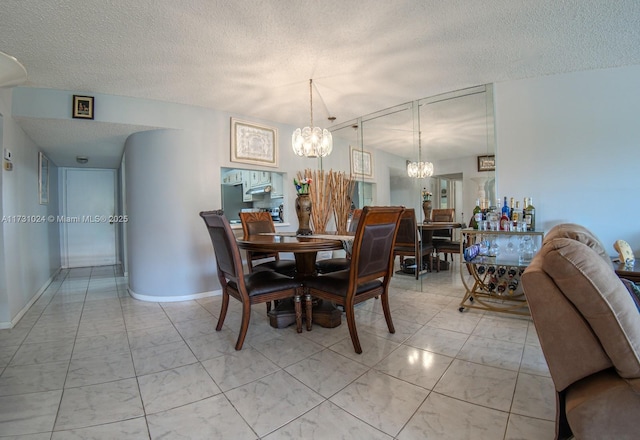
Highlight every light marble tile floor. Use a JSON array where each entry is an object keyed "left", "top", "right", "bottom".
[{"left": 0, "top": 264, "right": 556, "bottom": 439}]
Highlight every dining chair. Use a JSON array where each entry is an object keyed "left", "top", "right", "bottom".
[
  {"left": 239, "top": 211, "right": 297, "bottom": 278},
  {"left": 431, "top": 208, "right": 460, "bottom": 268},
  {"left": 315, "top": 208, "right": 362, "bottom": 274},
  {"left": 303, "top": 206, "right": 405, "bottom": 353},
  {"left": 393, "top": 208, "right": 436, "bottom": 278},
  {"left": 200, "top": 210, "right": 304, "bottom": 350}
]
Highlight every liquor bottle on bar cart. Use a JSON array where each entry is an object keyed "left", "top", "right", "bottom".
[
  {"left": 500, "top": 197, "right": 510, "bottom": 230},
  {"left": 511, "top": 201, "right": 521, "bottom": 226},
  {"left": 472, "top": 199, "right": 482, "bottom": 229},
  {"left": 524, "top": 197, "right": 536, "bottom": 231}
]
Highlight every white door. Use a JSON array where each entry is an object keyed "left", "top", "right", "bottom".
[{"left": 63, "top": 168, "right": 117, "bottom": 267}]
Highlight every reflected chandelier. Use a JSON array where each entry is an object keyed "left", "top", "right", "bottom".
[
  {"left": 407, "top": 131, "right": 434, "bottom": 178},
  {"left": 407, "top": 161, "right": 434, "bottom": 178},
  {"left": 292, "top": 79, "right": 333, "bottom": 158}
]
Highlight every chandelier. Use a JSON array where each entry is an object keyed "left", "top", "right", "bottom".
[
  {"left": 407, "top": 161, "right": 434, "bottom": 178},
  {"left": 407, "top": 130, "right": 433, "bottom": 178},
  {"left": 292, "top": 79, "right": 333, "bottom": 158}
]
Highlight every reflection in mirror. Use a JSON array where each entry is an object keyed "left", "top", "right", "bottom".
[
  {"left": 418, "top": 85, "right": 496, "bottom": 226},
  {"left": 220, "top": 167, "right": 286, "bottom": 225},
  {"left": 359, "top": 102, "right": 419, "bottom": 214},
  {"left": 330, "top": 84, "right": 496, "bottom": 288},
  {"left": 331, "top": 86, "right": 495, "bottom": 223}
]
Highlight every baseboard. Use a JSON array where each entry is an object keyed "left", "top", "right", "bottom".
[
  {"left": 127, "top": 287, "right": 222, "bottom": 302},
  {"left": 0, "top": 267, "right": 62, "bottom": 329}
]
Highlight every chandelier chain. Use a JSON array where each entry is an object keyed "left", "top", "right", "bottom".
[{"left": 309, "top": 79, "right": 313, "bottom": 128}]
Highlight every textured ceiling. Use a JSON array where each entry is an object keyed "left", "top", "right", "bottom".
[{"left": 2, "top": 0, "right": 640, "bottom": 167}]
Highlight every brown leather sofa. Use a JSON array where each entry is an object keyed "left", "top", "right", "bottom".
[{"left": 521, "top": 223, "right": 640, "bottom": 439}]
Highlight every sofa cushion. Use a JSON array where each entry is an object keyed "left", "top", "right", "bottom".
[
  {"left": 542, "top": 237, "right": 640, "bottom": 379},
  {"left": 544, "top": 223, "right": 611, "bottom": 265}
]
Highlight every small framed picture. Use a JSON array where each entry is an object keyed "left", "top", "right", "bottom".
[
  {"left": 230, "top": 118, "right": 278, "bottom": 168},
  {"left": 350, "top": 146, "right": 374, "bottom": 178},
  {"left": 477, "top": 155, "right": 495, "bottom": 172},
  {"left": 38, "top": 152, "right": 49, "bottom": 205},
  {"left": 72, "top": 95, "right": 94, "bottom": 119}
]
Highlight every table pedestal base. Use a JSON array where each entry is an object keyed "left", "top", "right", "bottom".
[{"left": 268, "top": 298, "right": 341, "bottom": 329}]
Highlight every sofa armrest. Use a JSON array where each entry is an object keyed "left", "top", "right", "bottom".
[{"left": 522, "top": 256, "right": 613, "bottom": 391}]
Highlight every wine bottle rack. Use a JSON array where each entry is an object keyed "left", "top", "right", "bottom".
[{"left": 459, "top": 229, "right": 544, "bottom": 316}]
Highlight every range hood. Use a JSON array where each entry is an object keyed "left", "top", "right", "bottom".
[{"left": 245, "top": 184, "right": 272, "bottom": 195}]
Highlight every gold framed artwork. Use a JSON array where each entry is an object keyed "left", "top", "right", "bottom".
[
  {"left": 477, "top": 154, "right": 495, "bottom": 172},
  {"left": 230, "top": 118, "right": 278, "bottom": 168},
  {"left": 38, "top": 152, "right": 49, "bottom": 205},
  {"left": 350, "top": 146, "right": 374, "bottom": 178},
  {"left": 72, "top": 95, "right": 94, "bottom": 119}
]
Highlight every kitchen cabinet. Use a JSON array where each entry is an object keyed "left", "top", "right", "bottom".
[
  {"left": 270, "top": 172, "right": 284, "bottom": 198},
  {"left": 242, "top": 171, "right": 252, "bottom": 202},
  {"left": 250, "top": 170, "right": 271, "bottom": 187},
  {"left": 222, "top": 169, "right": 243, "bottom": 185}
]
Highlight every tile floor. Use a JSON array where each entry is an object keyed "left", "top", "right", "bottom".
[{"left": 0, "top": 263, "right": 556, "bottom": 439}]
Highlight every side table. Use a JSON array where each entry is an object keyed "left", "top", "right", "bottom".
[{"left": 614, "top": 259, "right": 640, "bottom": 283}]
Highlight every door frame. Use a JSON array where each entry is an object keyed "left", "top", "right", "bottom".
[{"left": 60, "top": 167, "right": 119, "bottom": 268}]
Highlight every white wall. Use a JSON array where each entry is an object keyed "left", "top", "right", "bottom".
[
  {"left": 126, "top": 129, "right": 222, "bottom": 299},
  {"left": 0, "top": 88, "right": 60, "bottom": 326},
  {"left": 494, "top": 64, "right": 640, "bottom": 255}
]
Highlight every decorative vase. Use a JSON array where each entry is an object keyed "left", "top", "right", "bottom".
[
  {"left": 295, "top": 193, "right": 313, "bottom": 235},
  {"left": 422, "top": 199, "right": 432, "bottom": 223}
]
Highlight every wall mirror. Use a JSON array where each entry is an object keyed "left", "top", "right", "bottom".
[{"left": 331, "top": 84, "right": 496, "bottom": 287}]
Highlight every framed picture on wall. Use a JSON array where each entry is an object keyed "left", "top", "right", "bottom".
[
  {"left": 350, "top": 146, "right": 374, "bottom": 178},
  {"left": 230, "top": 118, "right": 278, "bottom": 168},
  {"left": 38, "top": 152, "right": 49, "bottom": 205},
  {"left": 72, "top": 95, "right": 94, "bottom": 119},
  {"left": 477, "top": 154, "right": 495, "bottom": 172}
]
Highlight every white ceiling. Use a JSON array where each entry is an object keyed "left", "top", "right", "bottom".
[{"left": 2, "top": 0, "right": 639, "bottom": 168}]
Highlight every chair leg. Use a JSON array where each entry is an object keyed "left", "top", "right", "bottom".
[
  {"left": 305, "top": 293, "right": 313, "bottom": 331},
  {"left": 235, "top": 302, "right": 251, "bottom": 350},
  {"left": 381, "top": 291, "right": 396, "bottom": 334},
  {"left": 266, "top": 302, "right": 271, "bottom": 313},
  {"left": 216, "top": 291, "right": 230, "bottom": 331},
  {"left": 294, "top": 295, "right": 302, "bottom": 333},
  {"left": 344, "top": 303, "right": 362, "bottom": 354}
]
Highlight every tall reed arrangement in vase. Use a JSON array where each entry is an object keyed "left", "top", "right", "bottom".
[
  {"left": 330, "top": 171, "right": 355, "bottom": 234},
  {"left": 297, "top": 169, "right": 332, "bottom": 233}
]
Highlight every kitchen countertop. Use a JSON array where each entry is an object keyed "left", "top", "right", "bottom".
[{"left": 230, "top": 222, "right": 290, "bottom": 229}]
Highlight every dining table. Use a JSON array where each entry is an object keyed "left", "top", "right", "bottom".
[{"left": 236, "top": 232, "right": 352, "bottom": 329}]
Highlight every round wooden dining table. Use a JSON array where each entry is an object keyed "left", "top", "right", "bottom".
[{"left": 236, "top": 233, "right": 345, "bottom": 328}]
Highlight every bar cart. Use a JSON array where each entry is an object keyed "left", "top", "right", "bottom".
[{"left": 459, "top": 228, "right": 544, "bottom": 316}]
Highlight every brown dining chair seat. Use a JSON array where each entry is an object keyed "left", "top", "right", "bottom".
[
  {"left": 316, "top": 209, "right": 362, "bottom": 274},
  {"left": 200, "top": 210, "right": 304, "bottom": 350},
  {"left": 303, "top": 206, "right": 405, "bottom": 353}
]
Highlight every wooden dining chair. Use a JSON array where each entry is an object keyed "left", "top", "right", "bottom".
[
  {"left": 239, "top": 211, "right": 297, "bottom": 277},
  {"left": 315, "top": 208, "right": 363, "bottom": 274},
  {"left": 431, "top": 208, "right": 461, "bottom": 267},
  {"left": 393, "top": 208, "right": 436, "bottom": 278},
  {"left": 303, "top": 206, "right": 405, "bottom": 353},
  {"left": 200, "top": 210, "right": 304, "bottom": 350}
]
